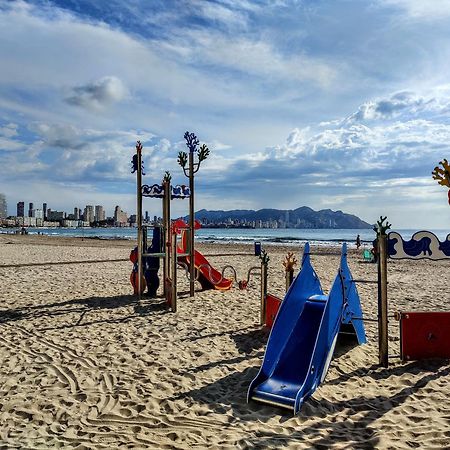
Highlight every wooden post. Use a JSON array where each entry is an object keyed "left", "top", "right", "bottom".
[
  {"left": 171, "top": 230, "right": 177, "bottom": 313},
  {"left": 378, "top": 233, "right": 389, "bottom": 367},
  {"left": 136, "top": 142, "right": 143, "bottom": 301},
  {"left": 260, "top": 259, "right": 268, "bottom": 326},
  {"left": 283, "top": 252, "right": 297, "bottom": 293},
  {"left": 162, "top": 179, "right": 171, "bottom": 297},
  {"left": 188, "top": 151, "right": 195, "bottom": 297},
  {"left": 178, "top": 132, "right": 209, "bottom": 297},
  {"left": 285, "top": 269, "right": 294, "bottom": 293}
]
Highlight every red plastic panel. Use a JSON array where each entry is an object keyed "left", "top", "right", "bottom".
[
  {"left": 400, "top": 312, "right": 450, "bottom": 361},
  {"left": 265, "top": 294, "right": 282, "bottom": 329}
]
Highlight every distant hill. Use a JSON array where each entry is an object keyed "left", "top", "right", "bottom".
[{"left": 193, "top": 206, "right": 371, "bottom": 229}]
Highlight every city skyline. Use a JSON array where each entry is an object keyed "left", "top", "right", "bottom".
[
  {"left": 0, "top": 194, "right": 135, "bottom": 227},
  {"left": 1, "top": 2, "right": 450, "bottom": 227}
]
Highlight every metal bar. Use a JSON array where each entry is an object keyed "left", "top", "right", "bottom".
[
  {"left": 378, "top": 233, "right": 389, "bottom": 367},
  {"left": 352, "top": 317, "right": 379, "bottom": 322},
  {"left": 142, "top": 252, "right": 166, "bottom": 258},
  {"left": 309, "top": 252, "right": 342, "bottom": 256},
  {"left": 351, "top": 279, "right": 378, "bottom": 284},
  {"left": 201, "top": 253, "right": 259, "bottom": 257}
]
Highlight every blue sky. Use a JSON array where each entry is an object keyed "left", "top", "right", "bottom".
[{"left": 1, "top": 0, "right": 450, "bottom": 227}]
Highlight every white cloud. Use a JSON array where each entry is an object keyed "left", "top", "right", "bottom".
[
  {"left": 161, "top": 29, "right": 336, "bottom": 87},
  {"left": 65, "top": 76, "right": 128, "bottom": 110},
  {"left": 382, "top": 0, "right": 450, "bottom": 20},
  {"left": 0, "top": 122, "right": 18, "bottom": 138}
]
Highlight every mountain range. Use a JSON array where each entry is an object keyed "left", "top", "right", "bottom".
[{"left": 193, "top": 206, "right": 371, "bottom": 229}]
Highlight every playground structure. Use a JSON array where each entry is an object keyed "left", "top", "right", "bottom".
[
  {"left": 248, "top": 242, "right": 366, "bottom": 414},
  {"left": 131, "top": 138, "right": 264, "bottom": 312},
  {"left": 376, "top": 217, "right": 450, "bottom": 365},
  {"left": 249, "top": 218, "right": 450, "bottom": 414}
]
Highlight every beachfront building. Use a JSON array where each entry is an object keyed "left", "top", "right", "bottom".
[
  {"left": 43, "top": 203, "right": 47, "bottom": 221},
  {"left": 95, "top": 205, "right": 106, "bottom": 222},
  {"left": 84, "top": 205, "right": 94, "bottom": 224},
  {"left": 62, "top": 219, "right": 80, "bottom": 228},
  {"left": 17, "top": 201, "right": 24, "bottom": 217},
  {"left": 47, "top": 210, "right": 65, "bottom": 222},
  {"left": 28, "top": 202, "right": 34, "bottom": 217},
  {"left": 0, "top": 193, "right": 6, "bottom": 219},
  {"left": 114, "top": 206, "right": 128, "bottom": 226}
]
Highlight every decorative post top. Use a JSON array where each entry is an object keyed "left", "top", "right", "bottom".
[
  {"left": 131, "top": 140, "right": 145, "bottom": 175},
  {"left": 432, "top": 159, "right": 450, "bottom": 187},
  {"left": 184, "top": 131, "right": 199, "bottom": 153},
  {"left": 283, "top": 252, "right": 297, "bottom": 272},
  {"left": 373, "top": 216, "right": 391, "bottom": 237},
  {"left": 432, "top": 159, "right": 450, "bottom": 205},
  {"left": 178, "top": 131, "right": 210, "bottom": 176},
  {"left": 163, "top": 171, "right": 172, "bottom": 184}
]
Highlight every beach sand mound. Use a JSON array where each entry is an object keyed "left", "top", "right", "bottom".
[{"left": 0, "top": 235, "right": 449, "bottom": 449}]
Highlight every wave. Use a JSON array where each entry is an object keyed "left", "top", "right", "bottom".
[{"left": 196, "top": 235, "right": 371, "bottom": 246}]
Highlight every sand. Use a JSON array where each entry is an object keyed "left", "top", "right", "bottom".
[{"left": 0, "top": 234, "right": 449, "bottom": 449}]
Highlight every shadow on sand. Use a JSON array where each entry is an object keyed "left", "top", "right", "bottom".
[
  {"left": 174, "top": 350, "right": 449, "bottom": 448},
  {"left": 0, "top": 294, "right": 168, "bottom": 331}
]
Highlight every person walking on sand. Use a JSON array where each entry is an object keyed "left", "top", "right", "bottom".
[{"left": 356, "top": 234, "right": 361, "bottom": 249}]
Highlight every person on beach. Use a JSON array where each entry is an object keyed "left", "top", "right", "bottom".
[
  {"left": 371, "top": 238, "right": 378, "bottom": 263},
  {"left": 356, "top": 234, "right": 361, "bottom": 249},
  {"left": 144, "top": 228, "right": 161, "bottom": 297}
]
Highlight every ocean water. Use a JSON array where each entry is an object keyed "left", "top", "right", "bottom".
[{"left": 2, "top": 226, "right": 449, "bottom": 247}]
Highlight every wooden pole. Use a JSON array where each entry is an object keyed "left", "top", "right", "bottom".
[
  {"left": 378, "top": 233, "right": 389, "bottom": 367},
  {"left": 163, "top": 180, "right": 171, "bottom": 297},
  {"left": 171, "top": 230, "right": 177, "bottom": 313},
  {"left": 285, "top": 269, "right": 294, "bottom": 293},
  {"left": 260, "top": 260, "right": 268, "bottom": 326},
  {"left": 136, "top": 143, "right": 143, "bottom": 301},
  {"left": 188, "top": 151, "right": 195, "bottom": 297}
]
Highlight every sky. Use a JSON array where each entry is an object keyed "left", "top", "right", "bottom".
[{"left": 1, "top": 0, "right": 450, "bottom": 228}]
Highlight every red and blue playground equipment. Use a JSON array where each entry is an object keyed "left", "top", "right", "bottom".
[{"left": 173, "top": 219, "right": 233, "bottom": 291}]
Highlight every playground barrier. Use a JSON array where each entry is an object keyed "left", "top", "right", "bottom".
[{"left": 375, "top": 218, "right": 450, "bottom": 365}]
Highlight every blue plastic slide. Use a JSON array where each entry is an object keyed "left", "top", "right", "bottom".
[{"left": 248, "top": 243, "right": 366, "bottom": 414}]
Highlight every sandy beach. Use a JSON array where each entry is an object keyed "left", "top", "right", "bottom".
[{"left": 0, "top": 234, "right": 449, "bottom": 449}]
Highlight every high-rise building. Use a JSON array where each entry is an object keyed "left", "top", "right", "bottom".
[
  {"left": 17, "top": 201, "right": 24, "bottom": 217},
  {"left": 43, "top": 203, "right": 47, "bottom": 220},
  {"left": 74, "top": 207, "right": 80, "bottom": 220},
  {"left": 0, "top": 193, "right": 7, "bottom": 219},
  {"left": 114, "top": 205, "right": 128, "bottom": 226},
  {"left": 84, "top": 205, "right": 94, "bottom": 224},
  {"left": 35, "top": 209, "right": 44, "bottom": 220},
  {"left": 28, "top": 202, "right": 34, "bottom": 217},
  {"left": 47, "top": 210, "right": 64, "bottom": 221},
  {"left": 94, "top": 205, "right": 105, "bottom": 222}
]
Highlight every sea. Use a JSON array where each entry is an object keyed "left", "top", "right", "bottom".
[{"left": 2, "top": 227, "right": 449, "bottom": 248}]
